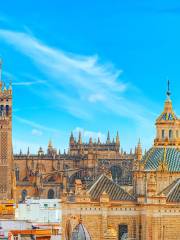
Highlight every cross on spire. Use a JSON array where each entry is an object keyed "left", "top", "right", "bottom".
[{"left": 167, "top": 79, "right": 171, "bottom": 99}]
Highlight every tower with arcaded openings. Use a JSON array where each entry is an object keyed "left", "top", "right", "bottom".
[{"left": 0, "top": 61, "right": 13, "bottom": 200}]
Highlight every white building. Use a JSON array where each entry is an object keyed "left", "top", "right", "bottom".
[{"left": 15, "top": 199, "right": 61, "bottom": 223}]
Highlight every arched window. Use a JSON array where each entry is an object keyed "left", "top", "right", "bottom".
[
  {"left": 15, "top": 167, "right": 19, "bottom": 181},
  {"left": 0, "top": 105, "right": 3, "bottom": 116},
  {"left": 21, "top": 189, "right": 27, "bottom": 201},
  {"left": 162, "top": 130, "right": 165, "bottom": 139},
  {"left": 169, "top": 129, "right": 173, "bottom": 140},
  {"left": 6, "top": 105, "right": 9, "bottom": 116},
  {"left": 119, "top": 224, "right": 128, "bottom": 240},
  {"left": 48, "top": 189, "right": 55, "bottom": 199}
]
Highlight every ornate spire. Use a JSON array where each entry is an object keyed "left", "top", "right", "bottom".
[
  {"left": 106, "top": 131, "right": 110, "bottom": 144},
  {"left": 69, "top": 131, "right": 74, "bottom": 145},
  {"left": 136, "top": 138, "right": 142, "bottom": 161},
  {"left": 27, "top": 147, "right": 30, "bottom": 156},
  {"left": 8, "top": 79, "right": 12, "bottom": 94},
  {"left": 116, "top": 131, "right": 120, "bottom": 145},
  {"left": 163, "top": 79, "right": 174, "bottom": 113},
  {"left": 3, "top": 82, "right": 6, "bottom": 91},
  {"left": 89, "top": 136, "right": 93, "bottom": 145},
  {"left": 78, "top": 131, "right": 82, "bottom": 144},
  {"left": 48, "top": 139, "right": 53, "bottom": 148}
]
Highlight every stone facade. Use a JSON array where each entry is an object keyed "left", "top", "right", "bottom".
[
  {"left": 0, "top": 64, "right": 136, "bottom": 203},
  {"left": 14, "top": 138, "right": 135, "bottom": 202},
  {"left": 62, "top": 85, "right": 180, "bottom": 240},
  {"left": 0, "top": 64, "right": 13, "bottom": 200}
]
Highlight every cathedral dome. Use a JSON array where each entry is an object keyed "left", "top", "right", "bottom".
[
  {"left": 141, "top": 147, "right": 180, "bottom": 172},
  {"left": 71, "top": 223, "right": 91, "bottom": 240}
]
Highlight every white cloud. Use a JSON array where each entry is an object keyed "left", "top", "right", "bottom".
[
  {"left": 73, "top": 127, "right": 106, "bottom": 142},
  {"left": 0, "top": 28, "right": 155, "bottom": 126},
  {"left": 88, "top": 93, "right": 106, "bottom": 103},
  {"left": 13, "top": 80, "right": 46, "bottom": 86},
  {"left": 32, "top": 128, "right": 43, "bottom": 136},
  {"left": 13, "top": 139, "right": 42, "bottom": 154},
  {"left": 14, "top": 115, "right": 59, "bottom": 133}
]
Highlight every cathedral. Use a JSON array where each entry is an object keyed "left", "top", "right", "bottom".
[
  {"left": 0, "top": 61, "right": 179, "bottom": 239},
  {"left": 0, "top": 63, "right": 136, "bottom": 204}
]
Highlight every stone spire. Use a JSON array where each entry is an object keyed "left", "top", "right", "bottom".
[
  {"left": 48, "top": 139, "right": 53, "bottom": 149},
  {"left": 27, "top": 147, "right": 30, "bottom": 156},
  {"left": 8, "top": 79, "right": 12, "bottom": 94},
  {"left": 69, "top": 131, "right": 74, "bottom": 145},
  {"left": 89, "top": 136, "right": 93, "bottom": 145},
  {"left": 106, "top": 131, "right": 110, "bottom": 144},
  {"left": 136, "top": 138, "right": 142, "bottom": 161},
  {"left": 78, "top": 131, "right": 82, "bottom": 144},
  {"left": 116, "top": 131, "right": 120, "bottom": 146}
]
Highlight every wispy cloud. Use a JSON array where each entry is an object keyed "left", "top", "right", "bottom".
[
  {"left": 13, "top": 139, "right": 43, "bottom": 153},
  {"left": 73, "top": 127, "right": 106, "bottom": 142},
  {"left": 0, "top": 28, "right": 154, "bottom": 125},
  {"left": 32, "top": 128, "right": 43, "bottom": 136},
  {"left": 13, "top": 80, "right": 46, "bottom": 86},
  {"left": 14, "top": 115, "right": 59, "bottom": 133}
]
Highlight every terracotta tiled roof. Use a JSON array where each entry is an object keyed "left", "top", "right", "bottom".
[
  {"left": 142, "top": 147, "right": 180, "bottom": 172},
  {"left": 159, "top": 178, "right": 180, "bottom": 202},
  {"left": 87, "top": 174, "right": 135, "bottom": 201}
]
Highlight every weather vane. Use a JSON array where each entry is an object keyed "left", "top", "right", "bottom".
[{"left": 167, "top": 79, "right": 171, "bottom": 98}]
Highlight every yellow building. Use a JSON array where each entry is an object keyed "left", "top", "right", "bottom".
[{"left": 62, "top": 84, "right": 180, "bottom": 240}]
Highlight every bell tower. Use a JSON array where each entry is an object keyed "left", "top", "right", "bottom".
[
  {"left": 154, "top": 80, "right": 180, "bottom": 147},
  {"left": 0, "top": 60, "right": 13, "bottom": 200}
]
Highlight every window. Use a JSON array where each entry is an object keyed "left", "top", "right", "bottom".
[
  {"left": 47, "top": 189, "right": 55, "bottom": 199},
  {"left": 119, "top": 224, "right": 128, "bottom": 240},
  {"left": 15, "top": 167, "right": 19, "bottom": 181},
  {"left": 162, "top": 130, "right": 165, "bottom": 139},
  {"left": 6, "top": 105, "right": 9, "bottom": 116},
  {"left": 169, "top": 130, "right": 173, "bottom": 140}
]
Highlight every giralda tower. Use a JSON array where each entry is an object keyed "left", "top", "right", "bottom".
[{"left": 0, "top": 61, "right": 13, "bottom": 200}]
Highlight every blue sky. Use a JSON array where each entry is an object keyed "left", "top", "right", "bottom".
[{"left": 0, "top": 1, "right": 179, "bottom": 153}]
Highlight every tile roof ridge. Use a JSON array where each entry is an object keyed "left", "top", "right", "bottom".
[
  {"left": 166, "top": 178, "right": 180, "bottom": 197},
  {"left": 102, "top": 174, "right": 135, "bottom": 200},
  {"left": 87, "top": 174, "right": 104, "bottom": 193},
  {"left": 158, "top": 178, "right": 180, "bottom": 196}
]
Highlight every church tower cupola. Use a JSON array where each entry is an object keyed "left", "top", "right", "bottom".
[{"left": 154, "top": 80, "right": 180, "bottom": 147}]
